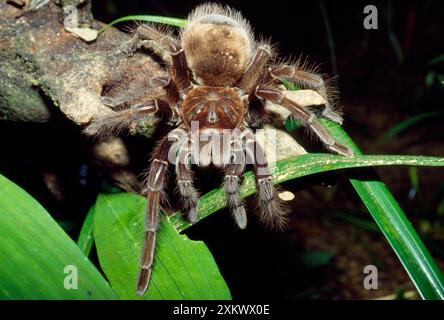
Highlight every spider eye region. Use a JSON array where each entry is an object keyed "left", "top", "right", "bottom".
[{"left": 181, "top": 86, "right": 245, "bottom": 130}]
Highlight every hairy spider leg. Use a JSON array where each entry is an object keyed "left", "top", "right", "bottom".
[
  {"left": 255, "top": 86, "right": 353, "bottom": 156},
  {"left": 223, "top": 135, "right": 248, "bottom": 228},
  {"left": 137, "top": 137, "right": 174, "bottom": 295},
  {"left": 123, "top": 24, "right": 176, "bottom": 63},
  {"left": 123, "top": 24, "right": 191, "bottom": 92},
  {"left": 175, "top": 138, "right": 200, "bottom": 223},
  {"left": 244, "top": 130, "right": 288, "bottom": 230},
  {"left": 84, "top": 100, "right": 162, "bottom": 136},
  {"left": 238, "top": 45, "right": 272, "bottom": 92},
  {"left": 170, "top": 46, "right": 192, "bottom": 91},
  {"left": 264, "top": 65, "right": 343, "bottom": 124}
]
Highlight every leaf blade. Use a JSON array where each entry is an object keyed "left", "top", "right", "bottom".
[
  {"left": 0, "top": 174, "right": 117, "bottom": 300},
  {"left": 98, "top": 15, "right": 187, "bottom": 33},
  {"left": 170, "top": 153, "right": 444, "bottom": 232}
]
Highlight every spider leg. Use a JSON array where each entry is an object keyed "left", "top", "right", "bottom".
[
  {"left": 121, "top": 24, "right": 175, "bottom": 63},
  {"left": 121, "top": 24, "right": 190, "bottom": 92},
  {"left": 84, "top": 100, "right": 163, "bottom": 136},
  {"left": 137, "top": 137, "right": 173, "bottom": 295},
  {"left": 262, "top": 65, "right": 343, "bottom": 124},
  {"left": 256, "top": 86, "right": 353, "bottom": 156},
  {"left": 86, "top": 74, "right": 182, "bottom": 136},
  {"left": 238, "top": 45, "right": 272, "bottom": 92},
  {"left": 223, "top": 138, "right": 247, "bottom": 229},
  {"left": 244, "top": 130, "right": 288, "bottom": 230},
  {"left": 151, "top": 77, "right": 181, "bottom": 105},
  {"left": 176, "top": 140, "right": 199, "bottom": 223},
  {"left": 169, "top": 44, "right": 192, "bottom": 91}
]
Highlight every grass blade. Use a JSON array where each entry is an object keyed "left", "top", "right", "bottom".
[
  {"left": 98, "top": 15, "right": 187, "bottom": 33},
  {"left": 0, "top": 174, "right": 117, "bottom": 299},
  {"left": 93, "top": 192, "right": 231, "bottom": 300},
  {"left": 170, "top": 153, "right": 444, "bottom": 232}
]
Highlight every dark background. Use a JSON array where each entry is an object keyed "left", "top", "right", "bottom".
[{"left": 1, "top": 0, "right": 444, "bottom": 299}]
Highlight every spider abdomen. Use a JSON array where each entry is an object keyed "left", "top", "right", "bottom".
[
  {"left": 182, "top": 6, "right": 253, "bottom": 86},
  {"left": 181, "top": 86, "right": 245, "bottom": 130}
]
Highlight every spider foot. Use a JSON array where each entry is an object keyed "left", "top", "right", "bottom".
[
  {"left": 322, "top": 106, "right": 343, "bottom": 125},
  {"left": 187, "top": 206, "right": 198, "bottom": 224},
  {"left": 233, "top": 206, "right": 247, "bottom": 229},
  {"left": 327, "top": 141, "right": 354, "bottom": 157}
]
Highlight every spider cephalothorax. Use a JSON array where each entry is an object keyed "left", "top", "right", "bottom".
[
  {"left": 85, "top": 3, "right": 353, "bottom": 295},
  {"left": 181, "top": 86, "right": 245, "bottom": 129}
]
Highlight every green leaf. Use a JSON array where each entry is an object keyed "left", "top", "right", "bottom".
[
  {"left": 93, "top": 192, "right": 231, "bottom": 300},
  {"left": 170, "top": 153, "right": 444, "bottom": 232},
  {"left": 77, "top": 207, "right": 95, "bottom": 256},
  {"left": 98, "top": 15, "right": 187, "bottom": 33},
  {"left": 0, "top": 173, "right": 117, "bottom": 300}
]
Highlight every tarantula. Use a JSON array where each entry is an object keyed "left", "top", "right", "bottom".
[{"left": 86, "top": 3, "right": 353, "bottom": 295}]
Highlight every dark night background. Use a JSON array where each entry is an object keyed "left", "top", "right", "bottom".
[{"left": 1, "top": 0, "right": 444, "bottom": 299}]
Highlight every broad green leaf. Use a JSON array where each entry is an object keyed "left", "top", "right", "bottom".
[
  {"left": 77, "top": 207, "right": 95, "bottom": 256},
  {"left": 170, "top": 153, "right": 444, "bottom": 232},
  {"left": 0, "top": 174, "right": 117, "bottom": 300},
  {"left": 93, "top": 192, "right": 231, "bottom": 300}
]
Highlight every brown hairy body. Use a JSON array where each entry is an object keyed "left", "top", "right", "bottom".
[{"left": 85, "top": 3, "right": 353, "bottom": 295}]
